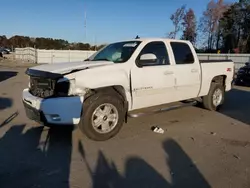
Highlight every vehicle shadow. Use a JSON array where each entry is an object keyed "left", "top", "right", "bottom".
[
  {"left": 220, "top": 88, "right": 250, "bottom": 125},
  {"left": 0, "top": 125, "right": 73, "bottom": 188},
  {"left": 0, "top": 97, "right": 12, "bottom": 110},
  {"left": 0, "top": 122, "right": 211, "bottom": 188},
  {"left": 0, "top": 71, "right": 18, "bottom": 83},
  {"left": 78, "top": 139, "right": 211, "bottom": 188}
]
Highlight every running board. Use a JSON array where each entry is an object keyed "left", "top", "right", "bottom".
[{"left": 128, "top": 101, "right": 198, "bottom": 118}]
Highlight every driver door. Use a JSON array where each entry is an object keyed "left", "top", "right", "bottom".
[{"left": 131, "top": 41, "right": 177, "bottom": 110}]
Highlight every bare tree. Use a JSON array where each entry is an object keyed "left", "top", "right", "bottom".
[
  {"left": 214, "top": 0, "right": 230, "bottom": 49},
  {"left": 181, "top": 8, "right": 197, "bottom": 45},
  {"left": 0, "top": 35, "right": 9, "bottom": 47},
  {"left": 199, "top": 0, "right": 216, "bottom": 50},
  {"left": 199, "top": 0, "right": 229, "bottom": 50},
  {"left": 167, "top": 5, "right": 186, "bottom": 39}
]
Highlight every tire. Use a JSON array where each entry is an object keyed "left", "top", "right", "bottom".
[
  {"left": 79, "top": 92, "right": 125, "bottom": 141},
  {"left": 202, "top": 83, "right": 225, "bottom": 111}
]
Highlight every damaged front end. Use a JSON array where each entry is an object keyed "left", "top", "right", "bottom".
[{"left": 26, "top": 68, "right": 88, "bottom": 98}]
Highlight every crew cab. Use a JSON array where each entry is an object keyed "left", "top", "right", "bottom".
[{"left": 22, "top": 38, "right": 234, "bottom": 141}]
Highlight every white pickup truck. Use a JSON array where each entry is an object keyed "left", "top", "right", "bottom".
[{"left": 22, "top": 38, "right": 234, "bottom": 141}]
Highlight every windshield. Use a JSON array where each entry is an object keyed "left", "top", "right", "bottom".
[{"left": 88, "top": 41, "right": 141, "bottom": 63}]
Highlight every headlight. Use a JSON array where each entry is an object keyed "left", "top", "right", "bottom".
[{"left": 55, "top": 78, "right": 86, "bottom": 96}]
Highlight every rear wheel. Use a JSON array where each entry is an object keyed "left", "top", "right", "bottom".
[
  {"left": 202, "top": 83, "right": 225, "bottom": 111},
  {"left": 79, "top": 92, "right": 125, "bottom": 141}
]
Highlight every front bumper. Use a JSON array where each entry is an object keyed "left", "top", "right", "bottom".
[
  {"left": 22, "top": 89, "right": 84, "bottom": 125},
  {"left": 23, "top": 100, "right": 46, "bottom": 124}
]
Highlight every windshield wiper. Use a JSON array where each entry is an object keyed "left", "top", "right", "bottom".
[{"left": 92, "top": 58, "right": 112, "bottom": 62}]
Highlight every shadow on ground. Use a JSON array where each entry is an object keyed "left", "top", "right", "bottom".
[
  {"left": 0, "top": 125, "right": 73, "bottom": 188},
  {"left": 0, "top": 97, "right": 12, "bottom": 110},
  {"left": 0, "top": 124, "right": 211, "bottom": 188},
  {"left": 78, "top": 139, "right": 211, "bottom": 188},
  {"left": 0, "top": 71, "right": 18, "bottom": 83},
  {"left": 220, "top": 88, "right": 250, "bottom": 125}
]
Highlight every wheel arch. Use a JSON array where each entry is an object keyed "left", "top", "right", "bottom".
[
  {"left": 83, "top": 85, "right": 130, "bottom": 122},
  {"left": 84, "top": 85, "right": 127, "bottom": 100},
  {"left": 211, "top": 75, "right": 227, "bottom": 86}
]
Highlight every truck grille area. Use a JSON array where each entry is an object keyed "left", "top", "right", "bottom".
[{"left": 29, "top": 76, "right": 56, "bottom": 98}]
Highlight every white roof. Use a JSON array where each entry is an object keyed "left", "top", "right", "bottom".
[{"left": 120, "top": 37, "right": 189, "bottom": 43}]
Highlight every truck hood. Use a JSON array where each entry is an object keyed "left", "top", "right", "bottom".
[{"left": 29, "top": 61, "right": 114, "bottom": 74}]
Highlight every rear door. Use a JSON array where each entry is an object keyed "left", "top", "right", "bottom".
[
  {"left": 169, "top": 41, "right": 201, "bottom": 100},
  {"left": 131, "top": 41, "right": 177, "bottom": 110}
]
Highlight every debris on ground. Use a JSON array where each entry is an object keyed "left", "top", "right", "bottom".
[
  {"left": 210, "top": 132, "right": 217, "bottom": 136},
  {"left": 46, "top": 169, "right": 61, "bottom": 176},
  {"left": 170, "top": 171, "right": 175, "bottom": 176},
  {"left": 151, "top": 126, "right": 164, "bottom": 134},
  {"left": 169, "top": 120, "right": 179, "bottom": 124},
  {"left": 233, "top": 154, "right": 240, "bottom": 160}
]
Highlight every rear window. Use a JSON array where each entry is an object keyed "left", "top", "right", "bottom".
[{"left": 170, "top": 42, "right": 194, "bottom": 64}]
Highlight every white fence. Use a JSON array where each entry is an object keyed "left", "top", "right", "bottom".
[
  {"left": 15, "top": 48, "right": 250, "bottom": 71},
  {"left": 15, "top": 47, "right": 96, "bottom": 64},
  {"left": 15, "top": 47, "right": 37, "bottom": 62}
]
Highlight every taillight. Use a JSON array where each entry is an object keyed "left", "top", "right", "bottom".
[{"left": 233, "top": 64, "right": 236, "bottom": 79}]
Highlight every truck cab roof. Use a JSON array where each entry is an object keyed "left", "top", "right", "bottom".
[{"left": 122, "top": 38, "right": 190, "bottom": 43}]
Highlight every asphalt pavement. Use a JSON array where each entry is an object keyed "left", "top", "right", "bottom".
[{"left": 0, "top": 62, "right": 250, "bottom": 188}]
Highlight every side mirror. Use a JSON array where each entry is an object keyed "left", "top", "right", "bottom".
[
  {"left": 140, "top": 53, "right": 157, "bottom": 61},
  {"left": 137, "top": 53, "right": 157, "bottom": 67}
]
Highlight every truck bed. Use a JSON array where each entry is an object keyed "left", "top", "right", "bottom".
[{"left": 198, "top": 60, "right": 234, "bottom": 97}]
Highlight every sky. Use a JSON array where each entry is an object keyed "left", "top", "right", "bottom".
[{"left": 1, "top": 0, "right": 238, "bottom": 45}]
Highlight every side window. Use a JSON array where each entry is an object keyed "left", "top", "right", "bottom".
[
  {"left": 170, "top": 42, "right": 194, "bottom": 64},
  {"left": 137, "top": 41, "right": 169, "bottom": 66}
]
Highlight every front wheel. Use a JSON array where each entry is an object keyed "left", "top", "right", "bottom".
[
  {"left": 79, "top": 92, "right": 125, "bottom": 141},
  {"left": 202, "top": 83, "right": 225, "bottom": 111}
]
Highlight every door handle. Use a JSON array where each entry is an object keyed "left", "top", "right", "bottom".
[
  {"left": 191, "top": 69, "right": 198, "bottom": 73},
  {"left": 164, "top": 71, "right": 174, "bottom": 75}
]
